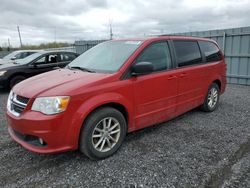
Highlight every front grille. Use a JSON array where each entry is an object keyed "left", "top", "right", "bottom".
[
  {"left": 8, "top": 92, "right": 30, "bottom": 117},
  {"left": 16, "top": 95, "right": 29, "bottom": 104},
  {"left": 12, "top": 103, "right": 24, "bottom": 113}
]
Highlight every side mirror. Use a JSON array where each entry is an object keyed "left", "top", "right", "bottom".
[
  {"left": 11, "top": 57, "right": 17, "bottom": 60},
  {"left": 131, "top": 62, "right": 154, "bottom": 76}
]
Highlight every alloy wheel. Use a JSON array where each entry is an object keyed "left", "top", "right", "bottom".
[
  {"left": 207, "top": 87, "right": 218, "bottom": 109},
  {"left": 91, "top": 117, "right": 121, "bottom": 153}
]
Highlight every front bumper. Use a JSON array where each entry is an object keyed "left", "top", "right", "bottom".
[{"left": 7, "top": 110, "right": 77, "bottom": 154}]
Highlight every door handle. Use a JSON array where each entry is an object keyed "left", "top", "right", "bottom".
[
  {"left": 179, "top": 73, "right": 188, "bottom": 78},
  {"left": 168, "top": 75, "right": 177, "bottom": 80}
]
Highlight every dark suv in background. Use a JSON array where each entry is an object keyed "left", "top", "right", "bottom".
[{"left": 0, "top": 51, "right": 78, "bottom": 88}]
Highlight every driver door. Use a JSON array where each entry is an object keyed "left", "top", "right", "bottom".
[
  {"left": 130, "top": 41, "right": 178, "bottom": 129},
  {"left": 29, "top": 53, "right": 59, "bottom": 76}
]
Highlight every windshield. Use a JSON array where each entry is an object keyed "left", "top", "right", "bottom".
[
  {"left": 17, "top": 52, "right": 42, "bottom": 64},
  {"left": 68, "top": 40, "right": 142, "bottom": 73},
  {"left": 3, "top": 51, "right": 20, "bottom": 60}
]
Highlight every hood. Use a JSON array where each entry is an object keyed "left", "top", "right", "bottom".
[
  {"left": 13, "top": 69, "right": 115, "bottom": 98},
  {"left": 0, "top": 61, "right": 19, "bottom": 69}
]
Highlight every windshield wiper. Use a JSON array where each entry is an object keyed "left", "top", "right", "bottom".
[{"left": 68, "top": 66, "right": 95, "bottom": 73}]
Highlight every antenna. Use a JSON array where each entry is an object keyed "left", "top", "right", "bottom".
[{"left": 17, "top": 26, "right": 23, "bottom": 47}]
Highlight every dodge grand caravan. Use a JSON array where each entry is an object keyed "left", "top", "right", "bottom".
[{"left": 7, "top": 36, "right": 226, "bottom": 159}]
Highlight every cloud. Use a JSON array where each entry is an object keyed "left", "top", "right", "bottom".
[{"left": 0, "top": 0, "right": 250, "bottom": 47}]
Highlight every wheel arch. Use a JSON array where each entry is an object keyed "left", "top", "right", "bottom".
[
  {"left": 8, "top": 72, "right": 27, "bottom": 82},
  {"left": 8, "top": 72, "right": 28, "bottom": 88},
  {"left": 213, "top": 79, "right": 221, "bottom": 91},
  {"left": 69, "top": 93, "right": 133, "bottom": 150}
]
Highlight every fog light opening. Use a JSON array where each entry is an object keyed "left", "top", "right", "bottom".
[{"left": 39, "top": 138, "right": 44, "bottom": 145}]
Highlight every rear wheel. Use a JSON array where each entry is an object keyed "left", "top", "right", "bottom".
[
  {"left": 9, "top": 75, "right": 26, "bottom": 88},
  {"left": 200, "top": 83, "right": 220, "bottom": 112},
  {"left": 79, "top": 107, "right": 127, "bottom": 160}
]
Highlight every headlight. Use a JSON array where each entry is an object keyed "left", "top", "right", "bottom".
[
  {"left": 31, "top": 96, "right": 70, "bottom": 115},
  {"left": 0, "top": 71, "right": 6, "bottom": 76},
  {"left": 7, "top": 90, "right": 14, "bottom": 111}
]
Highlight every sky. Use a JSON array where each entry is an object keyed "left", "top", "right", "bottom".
[{"left": 0, "top": 0, "right": 250, "bottom": 47}]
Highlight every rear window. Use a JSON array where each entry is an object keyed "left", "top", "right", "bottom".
[
  {"left": 199, "top": 41, "right": 223, "bottom": 62},
  {"left": 173, "top": 41, "right": 202, "bottom": 67}
]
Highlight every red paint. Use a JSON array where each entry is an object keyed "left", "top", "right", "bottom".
[{"left": 7, "top": 36, "right": 226, "bottom": 154}]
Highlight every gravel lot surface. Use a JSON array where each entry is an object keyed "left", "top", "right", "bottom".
[{"left": 0, "top": 84, "right": 249, "bottom": 188}]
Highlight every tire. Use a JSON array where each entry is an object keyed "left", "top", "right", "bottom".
[
  {"left": 9, "top": 75, "right": 26, "bottom": 88},
  {"left": 79, "top": 107, "right": 127, "bottom": 160},
  {"left": 200, "top": 83, "right": 220, "bottom": 112}
]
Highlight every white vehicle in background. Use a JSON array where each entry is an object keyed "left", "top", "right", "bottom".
[{"left": 0, "top": 50, "right": 40, "bottom": 65}]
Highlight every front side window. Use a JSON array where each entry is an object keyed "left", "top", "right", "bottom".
[
  {"left": 13, "top": 52, "right": 23, "bottom": 59},
  {"left": 135, "top": 42, "right": 172, "bottom": 72},
  {"left": 35, "top": 56, "right": 46, "bottom": 64},
  {"left": 68, "top": 41, "right": 142, "bottom": 73},
  {"left": 173, "top": 41, "right": 202, "bottom": 67},
  {"left": 199, "top": 41, "right": 223, "bottom": 62},
  {"left": 47, "top": 54, "right": 58, "bottom": 63},
  {"left": 3, "top": 51, "right": 19, "bottom": 60}
]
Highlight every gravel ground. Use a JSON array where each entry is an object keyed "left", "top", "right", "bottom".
[{"left": 0, "top": 84, "right": 249, "bottom": 188}]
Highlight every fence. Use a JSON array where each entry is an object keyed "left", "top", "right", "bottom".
[
  {"left": 173, "top": 26, "right": 250, "bottom": 85},
  {"left": 74, "top": 40, "right": 107, "bottom": 54}
]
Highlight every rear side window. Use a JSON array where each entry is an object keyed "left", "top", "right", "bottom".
[
  {"left": 173, "top": 41, "right": 202, "bottom": 67},
  {"left": 135, "top": 42, "right": 172, "bottom": 72},
  {"left": 199, "top": 41, "right": 223, "bottom": 62},
  {"left": 59, "top": 53, "right": 76, "bottom": 62}
]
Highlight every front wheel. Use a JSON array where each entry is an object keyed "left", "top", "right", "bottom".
[
  {"left": 9, "top": 75, "right": 26, "bottom": 88},
  {"left": 79, "top": 107, "right": 127, "bottom": 160},
  {"left": 200, "top": 83, "right": 220, "bottom": 112}
]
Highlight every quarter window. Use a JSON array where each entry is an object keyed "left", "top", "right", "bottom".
[
  {"left": 199, "top": 41, "right": 223, "bottom": 62},
  {"left": 135, "top": 42, "right": 172, "bottom": 72},
  {"left": 173, "top": 41, "right": 202, "bottom": 67}
]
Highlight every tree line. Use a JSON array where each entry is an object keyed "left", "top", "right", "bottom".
[{"left": 0, "top": 42, "right": 72, "bottom": 51}]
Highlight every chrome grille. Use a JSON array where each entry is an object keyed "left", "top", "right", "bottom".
[
  {"left": 7, "top": 91, "right": 29, "bottom": 117},
  {"left": 16, "top": 95, "right": 29, "bottom": 104}
]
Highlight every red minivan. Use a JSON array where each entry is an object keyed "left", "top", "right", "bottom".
[{"left": 6, "top": 36, "right": 226, "bottom": 159}]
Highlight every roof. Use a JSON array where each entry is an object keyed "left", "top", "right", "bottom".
[
  {"left": 113, "top": 35, "right": 216, "bottom": 43},
  {"left": 13, "top": 50, "right": 41, "bottom": 53},
  {"left": 37, "top": 50, "right": 77, "bottom": 55}
]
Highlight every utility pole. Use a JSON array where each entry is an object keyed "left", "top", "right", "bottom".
[
  {"left": 17, "top": 26, "right": 23, "bottom": 48},
  {"left": 109, "top": 20, "right": 113, "bottom": 40},
  {"left": 54, "top": 27, "right": 57, "bottom": 48},
  {"left": 54, "top": 28, "right": 57, "bottom": 43},
  {"left": 8, "top": 38, "right": 11, "bottom": 48}
]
